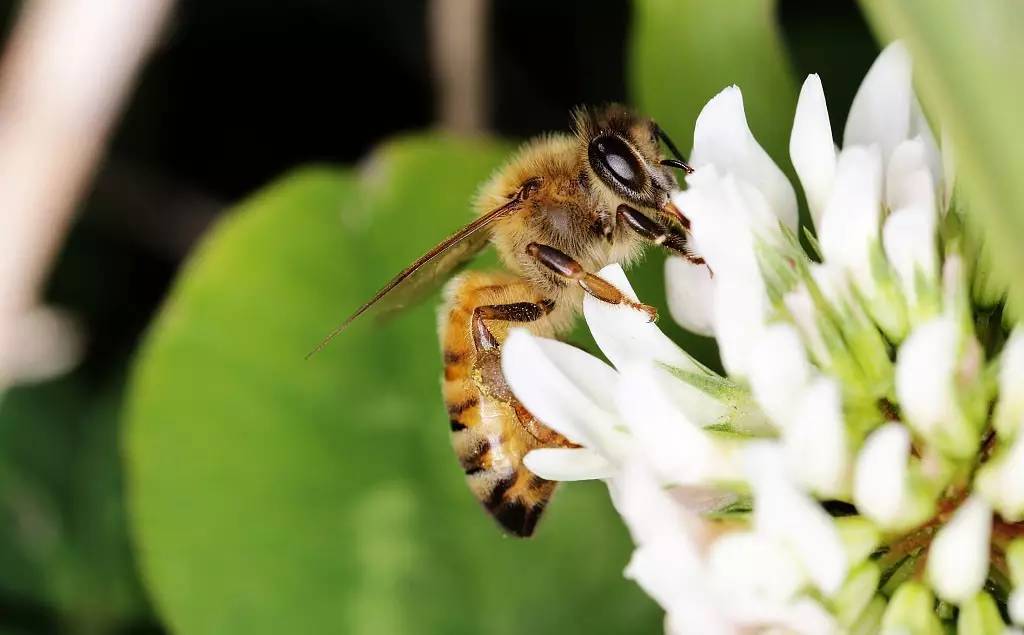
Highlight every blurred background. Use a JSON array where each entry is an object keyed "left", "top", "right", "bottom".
[{"left": 0, "top": 1, "right": 885, "bottom": 633}]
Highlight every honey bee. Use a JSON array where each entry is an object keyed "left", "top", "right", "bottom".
[{"left": 310, "top": 105, "right": 702, "bottom": 536}]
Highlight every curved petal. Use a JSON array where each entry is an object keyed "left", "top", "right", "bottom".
[
  {"left": 976, "top": 432, "right": 1024, "bottom": 522},
  {"left": 995, "top": 328, "right": 1024, "bottom": 438},
  {"left": 745, "top": 444, "right": 848, "bottom": 596},
  {"left": 682, "top": 171, "right": 772, "bottom": 378},
  {"left": 609, "top": 460, "right": 705, "bottom": 547},
  {"left": 689, "top": 86, "right": 797, "bottom": 230},
  {"left": 748, "top": 323, "right": 811, "bottom": 430},
  {"left": 895, "top": 316, "right": 960, "bottom": 438},
  {"left": 882, "top": 205, "right": 938, "bottom": 304},
  {"left": 853, "top": 423, "right": 911, "bottom": 527},
  {"left": 818, "top": 145, "right": 884, "bottom": 296},
  {"left": 664, "top": 256, "right": 716, "bottom": 337},
  {"left": 886, "top": 138, "right": 936, "bottom": 212},
  {"left": 784, "top": 376, "right": 849, "bottom": 499},
  {"left": 843, "top": 41, "right": 913, "bottom": 163},
  {"left": 616, "top": 362, "right": 738, "bottom": 486},
  {"left": 712, "top": 278, "right": 767, "bottom": 380},
  {"left": 790, "top": 73, "right": 837, "bottom": 228},
  {"left": 708, "top": 532, "right": 805, "bottom": 611},
  {"left": 927, "top": 496, "right": 992, "bottom": 604},
  {"left": 585, "top": 263, "right": 705, "bottom": 373},
  {"left": 501, "top": 328, "right": 621, "bottom": 452},
  {"left": 523, "top": 447, "right": 615, "bottom": 481}
]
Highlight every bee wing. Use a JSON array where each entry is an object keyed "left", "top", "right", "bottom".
[{"left": 306, "top": 197, "right": 520, "bottom": 357}]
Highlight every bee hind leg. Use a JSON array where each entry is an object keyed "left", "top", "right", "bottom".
[
  {"left": 525, "top": 242, "right": 658, "bottom": 321},
  {"left": 471, "top": 299, "right": 555, "bottom": 352}
]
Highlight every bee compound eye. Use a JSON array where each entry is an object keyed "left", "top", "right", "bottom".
[{"left": 589, "top": 134, "right": 644, "bottom": 192}]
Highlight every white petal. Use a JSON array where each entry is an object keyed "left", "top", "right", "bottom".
[
  {"left": 790, "top": 74, "right": 837, "bottom": 228},
  {"left": 664, "top": 598, "right": 734, "bottom": 635},
  {"left": 895, "top": 316, "right": 959, "bottom": 437},
  {"left": 627, "top": 537, "right": 731, "bottom": 635},
  {"left": 610, "top": 461, "right": 703, "bottom": 547},
  {"left": 664, "top": 256, "right": 716, "bottom": 336},
  {"left": 708, "top": 532, "right": 806, "bottom": 606},
  {"left": 523, "top": 447, "right": 615, "bottom": 481},
  {"left": 886, "top": 138, "right": 937, "bottom": 212},
  {"left": 843, "top": 41, "right": 913, "bottom": 163},
  {"left": 501, "top": 329, "right": 621, "bottom": 452},
  {"left": 689, "top": 86, "right": 798, "bottom": 230},
  {"left": 927, "top": 496, "right": 992, "bottom": 604},
  {"left": 854, "top": 423, "right": 911, "bottom": 526},
  {"left": 616, "top": 363, "right": 738, "bottom": 485},
  {"left": 746, "top": 444, "right": 848, "bottom": 595},
  {"left": 784, "top": 377, "right": 849, "bottom": 498},
  {"left": 1010, "top": 587, "right": 1024, "bottom": 625},
  {"left": 818, "top": 145, "right": 884, "bottom": 296},
  {"left": 585, "top": 263, "right": 704, "bottom": 373},
  {"left": 882, "top": 205, "right": 938, "bottom": 303},
  {"left": 783, "top": 284, "right": 831, "bottom": 366},
  {"left": 626, "top": 539, "right": 704, "bottom": 606},
  {"left": 749, "top": 323, "right": 811, "bottom": 429},
  {"left": 680, "top": 170, "right": 773, "bottom": 378},
  {"left": 996, "top": 328, "right": 1024, "bottom": 438},
  {"left": 713, "top": 282, "right": 768, "bottom": 380},
  {"left": 978, "top": 433, "right": 1024, "bottom": 521}
]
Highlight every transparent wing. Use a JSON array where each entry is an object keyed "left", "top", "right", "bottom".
[{"left": 306, "top": 197, "right": 520, "bottom": 357}]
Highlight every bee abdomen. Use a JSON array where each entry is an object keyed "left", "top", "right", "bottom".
[
  {"left": 439, "top": 272, "right": 567, "bottom": 537},
  {"left": 481, "top": 472, "right": 557, "bottom": 537}
]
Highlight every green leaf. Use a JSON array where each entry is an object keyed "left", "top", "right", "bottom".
[
  {"left": 857, "top": 0, "right": 1024, "bottom": 320},
  {"left": 629, "top": 0, "right": 799, "bottom": 166},
  {"left": 0, "top": 377, "right": 150, "bottom": 630},
  {"left": 125, "top": 135, "right": 660, "bottom": 634}
]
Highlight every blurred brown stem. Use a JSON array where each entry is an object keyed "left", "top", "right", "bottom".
[
  {"left": 0, "top": 0, "right": 173, "bottom": 382},
  {"left": 429, "top": 0, "right": 490, "bottom": 135}
]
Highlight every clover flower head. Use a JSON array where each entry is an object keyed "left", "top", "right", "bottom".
[{"left": 502, "top": 42, "right": 1024, "bottom": 634}]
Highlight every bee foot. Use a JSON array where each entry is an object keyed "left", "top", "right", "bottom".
[{"left": 627, "top": 300, "right": 658, "bottom": 323}]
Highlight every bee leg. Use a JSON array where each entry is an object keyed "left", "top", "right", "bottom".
[
  {"left": 616, "top": 204, "right": 709, "bottom": 269},
  {"left": 468, "top": 299, "right": 571, "bottom": 447},
  {"left": 525, "top": 242, "right": 658, "bottom": 322},
  {"left": 471, "top": 300, "right": 555, "bottom": 352}
]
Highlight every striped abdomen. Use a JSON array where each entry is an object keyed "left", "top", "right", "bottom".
[{"left": 438, "top": 271, "right": 572, "bottom": 537}]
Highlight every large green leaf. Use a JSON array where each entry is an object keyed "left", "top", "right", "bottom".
[
  {"left": 857, "top": 0, "right": 1024, "bottom": 314},
  {"left": 629, "top": 0, "right": 798, "bottom": 165},
  {"left": 125, "top": 135, "right": 660, "bottom": 634},
  {"left": 0, "top": 376, "right": 150, "bottom": 631}
]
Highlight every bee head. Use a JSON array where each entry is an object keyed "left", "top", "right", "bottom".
[{"left": 573, "top": 104, "right": 691, "bottom": 218}]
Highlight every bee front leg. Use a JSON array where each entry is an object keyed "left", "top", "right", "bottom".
[
  {"left": 616, "top": 204, "right": 708, "bottom": 268},
  {"left": 525, "top": 242, "right": 658, "bottom": 322}
]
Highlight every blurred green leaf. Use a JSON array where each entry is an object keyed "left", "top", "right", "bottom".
[
  {"left": 126, "top": 135, "right": 660, "bottom": 635},
  {"left": 857, "top": 0, "right": 1024, "bottom": 317},
  {"left": 0, "top": 377, "right": 150, "bottom": 632},
  {"left": 629, "top": 0, "right": 798, "bottom": 165}
]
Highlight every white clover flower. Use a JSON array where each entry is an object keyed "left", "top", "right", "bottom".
[{"left": 501, "top": 41, "right": 1023, "bottom": 633}]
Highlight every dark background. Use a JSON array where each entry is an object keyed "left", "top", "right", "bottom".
[{"left": 0, "top": 1, "right": 877, "bottom": 632}]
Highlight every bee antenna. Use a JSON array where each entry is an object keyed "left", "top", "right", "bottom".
[
  {"left": 654, "top": 124, "right": 694, "bottom": 174},
  {"left": 660, "top": 158, "right": 694, "bottom": 174}
]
